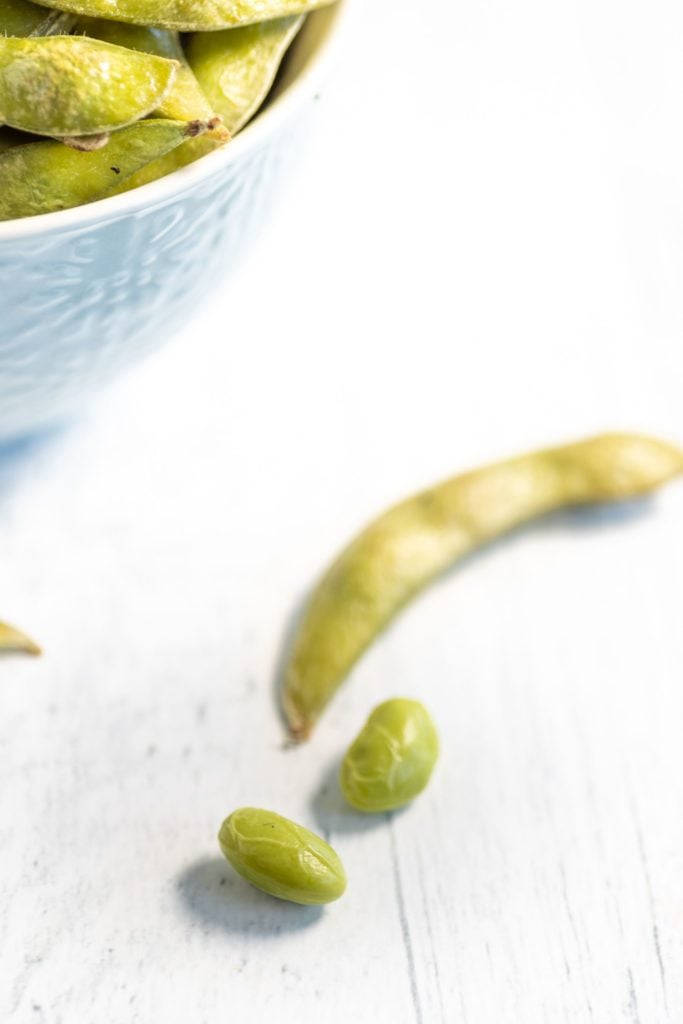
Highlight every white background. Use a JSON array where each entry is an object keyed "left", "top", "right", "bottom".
[{"left": 3, "top": 0, "right": 683, "bottom": 1020}]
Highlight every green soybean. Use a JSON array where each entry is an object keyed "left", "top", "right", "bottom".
[
  {"left": 107, "top": 15, "right": 302, "bottom": 194},
  {"left": 282, "top": 434, "right": 683, "bottom": 739},
  {"left": 74, "top": 18, "right": 226, "bottom": 129},
  {"left": 0, "top": 118, "right": 208, "bottom": 219},
  {"left": 0, "top": 0, "right": 73, "bottom": 37},
  {"left": 187, "top": 15, "right": 303, "bottom": 135},
  {"left": 0, "top": 35, "right": 179, "bottom": 137},
  {"left": 113, "top": 17, "right": 305, "bottom": 202},
  {"left": 218, "top": 807, "right": 346, "bottom": 905},
  {"left": 94, "top": 14, "right": 237, "bottom": 197},
  {"left": 340, "top": 700, "right": 439, "bottom": 813},
  {"left": 22, "top": 0, "right": 333, "bottom": 33}
]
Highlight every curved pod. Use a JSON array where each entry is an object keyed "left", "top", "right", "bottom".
[
  {"left": 282, "top": 434, "right": 683, "bottom": 739},
  {"left": 0, "top": 35, "right": 178, "bottom": 136}
]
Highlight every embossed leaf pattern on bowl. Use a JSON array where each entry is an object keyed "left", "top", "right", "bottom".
[{"left": 0, "top": 131, "right": 294, "bottom": 441}]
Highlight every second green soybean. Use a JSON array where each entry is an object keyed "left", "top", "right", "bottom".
[{"left": 340, "top": 699, "right": 439, "bottom": 813}]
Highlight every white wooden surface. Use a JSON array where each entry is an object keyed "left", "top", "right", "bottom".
[{"left": 3, "top": 0, "right": 683, "bottom": 1020}]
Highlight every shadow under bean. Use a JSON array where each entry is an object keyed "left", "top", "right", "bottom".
[{"left": 175, "top": 855, "right": 324, "bottom": 937}]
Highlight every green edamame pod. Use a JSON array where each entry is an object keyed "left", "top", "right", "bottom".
[
  {"left": 0, "top": 36, "right": 179, "bottom": 137},
  {"left": 23, "top": 0, "right": 333, "bottom": 33},
  {"left": 0, "top": 0, "right": 73, "bottom": 37},
  {"left": 114, "top": 15, "right": 304, "bottom": 193},
  {"left": 73, "top": 16, "right": 182, "bottom": 58},
  {"left": 0, "top": 118, "right": 208, "bottom": 219},
  {"left": 104, "top": 134, "right": 217, "bottom": 195},
  {"left": 218, "top": 808, "right": 347, "bottom": 905},
  {"left": 75, "top": 18, "right": 226, "bottom": 131},
  {"left": 282, "top": 433, "right": 683, "bottom": 739},
  {"left": 340, "top": 700, "right": 439, "bottom": 812},
  {"left": 187, "top": 15, "right": 304, "bottom": 135}
]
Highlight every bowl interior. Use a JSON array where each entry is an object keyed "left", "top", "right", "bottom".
[{"left": 268, "top": 5, "right": 340, "bottom": 104}]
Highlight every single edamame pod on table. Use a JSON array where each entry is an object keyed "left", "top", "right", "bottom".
[
  {"left": 17, "top": 0, "right": 333, "bottom": 33},
  {"left": 218, "top": 808, "right": 346, "bottom": 905},
  {"left": 187, "top": 15, "right": 304, "bottom": 135},
  {"left": 340, "top": 699, "right": 439, "bottom": 812},
  {"left": 0, "top": 620, "right": 41, "bottom": 655},
  {"left": 0, "top": 0, "right": 74, "bottom": 37},
  {"left": 282, "top": 433, "right": 683, "bottom": 739},
  {"left": 0, "top": 118, "right": 210, "bottom": 219},
  {"left": 0, "top": 35, "right": 179, "bottom": 137}
]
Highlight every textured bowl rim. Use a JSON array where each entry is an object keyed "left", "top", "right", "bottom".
[{"left": 0, "top": 1, "right": 348, "bottom": 241}]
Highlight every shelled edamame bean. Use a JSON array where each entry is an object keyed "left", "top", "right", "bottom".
[
  {"left": 0, "top": 0, "right": 334, "bottom": 219},
  {"left": 340, "top": 700, "right": 439, "bottom": 812},
  {"left": 218, "top": 808, "right": 347, "bottom": 905}
]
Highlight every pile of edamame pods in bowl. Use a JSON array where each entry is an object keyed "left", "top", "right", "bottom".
[{"left": 0, "top": 0, "right": 336, "bottom": 220}]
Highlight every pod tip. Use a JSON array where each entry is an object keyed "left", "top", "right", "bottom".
[
  {"left": 282, "top": 691, "right": 313, "bottom": 743},
  {"left": 207, "top": 117, "right": 230, "bottom": 143},
  {"left": 0, "top": 622, "right": 42, "bottom": 656}
]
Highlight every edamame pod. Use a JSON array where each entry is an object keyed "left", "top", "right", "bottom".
[
  {"left": 74, "top": 16, "right": 184, "bottom": 58},
  {"left": 340, "top": 700, "right": 439, "bottom": 812},
  {"left": 116, "top": 17, "right": 305, "bottom": 200},
  {"left": 282, "top": 433, "right": 683, "bottom": 739},
  {"left": 0, "top": 620, "right": 41, "bottom": 654},
  {"left": 0, "top": 118, "right": 209, "bottom": 219},
  {"left": 218, "top": 807, "right": 347, "bottom": 905},
  {"left": 0, "top": 36, "right": 179, "bottom": 137},
  {"left": 75, "top": 18, "right": 227, "bottom": 131},
  {"left": 22, "top": 0, "right": 332, "bottom": 33},
  {"left": 0, "top": 0, "right": 73, "bottom": 37},
  {"left": 104, "top": 134, "right": 217, "bottom": 195},
  {"left": 187, "top": 15, "right": 303, "bottom": 135}
]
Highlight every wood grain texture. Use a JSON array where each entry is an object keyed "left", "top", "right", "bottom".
[{"left": 3, "top": 0, "right": 683, "bottom": 1019}]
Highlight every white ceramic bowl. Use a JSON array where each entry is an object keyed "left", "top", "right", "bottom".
[{"left": 0, "top": 5, "right": 344, "bottom": 443}]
